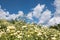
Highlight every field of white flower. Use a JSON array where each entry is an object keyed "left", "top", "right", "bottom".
[{"left": 0, "top": 19, "right": 60, "bottom": 40}]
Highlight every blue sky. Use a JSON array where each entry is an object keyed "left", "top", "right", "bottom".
[
  {"left": 0, "top": 0, "right": 55, "bottom": 14},
  {"left": 0, "top": 0, "right": 60, "bottom": 26}
]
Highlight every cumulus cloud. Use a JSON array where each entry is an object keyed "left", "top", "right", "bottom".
[
  {"left": 27, "top": 0, "right": 60, "bottom": 26},
  {"left": 33, "top": 4, "right": 45, "bottom": 18},
  {"left": 0, "top": 8, "right": 9, "bottom": 19},
  {"left": 27, "top": 4, "right": 45, "bottom": 20},
  {"left": 0, "top": 0, "right": 60, "bottom": 26},
  {"left": 0, "top": 6, "right": 24, "bottom": 20},
  {"left": 48, "top": 17, "right": 60, "bottom": 25},
  {"left": 48, "top": 0, "right": 60, "bottom": 26},
  {"left": 0, "top": 4, "right": 51, "bottom": 25},
  {"left": 18, "top": 11, "right": 24, "bottom": 17},
  {"left": 27, "top": 4, "right": 52, "bottom": 25},
  {"left": 54, "top": 0, "right": 60, "bottom": 17},
  {"left": 38, "top": 9, "right": 51, "bottom": 24},
  {"left": 26, "top": 12, "right": 33, "bottom": 20}
]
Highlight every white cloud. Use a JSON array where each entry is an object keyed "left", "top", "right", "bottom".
[
  {"left": 27, "top": 4, "right": 45, "bottom": 20},
  {"left": 33, "top": 4, "right": 45, "bottom": 18},
  {"left": 0, "top": 6, "right": 24, "bottom": 20},
  {"left": 26, "top": 12, "right": 33, "bottom": 20},
  {"left": 48, "top": 17, "right": 60, "bottom": 26},
  {"left": 38, "top": 9, "right": 51, "bottom": 24},
  {"left": 7, "top": 11, "right": 24, "bottom": 20},
  {"left": 54, "top": 0, "right": 60, "bottom": 17},
  {"left": 48, "top": 0, "right": 60, "bottom": 26},
  {"left": 18, "top": 11, "right": 24, "bottom": 17},
  {"left": 33, "top": 4, "right": 45, "bottom": 12},
  {"left": 0, "top": 8, "right": 9, "bottom": 19},
  {"left": 27, "top": 4, "right": 52, "bottom": 25},
  {"left": 0, "top": 4, "right": 51, "bottom": 25},
  {"left": 26, "top": 1, "right": 60, "bottom": 26},
  {"left": 1, "top": 1, "right": 60, "bottom": 26}
]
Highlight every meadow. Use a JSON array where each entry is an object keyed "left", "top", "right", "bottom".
[{"left": 0, "top": 19, "right": 60, "bottom": 40}]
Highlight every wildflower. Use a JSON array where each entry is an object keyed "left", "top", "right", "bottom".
[
  {"left": 27, "top": 35, "right": 30, "bottom": 37},
  {"left": 10, "top": 30, "right": 15, "bottom": 33},
  {"left": 14, "top": 32, "right": 17, "bottom": 35},
  {"left": 7, "top": 26, "right": 16, "bottom": 33},
  {"left": 17, "top": 31, "right": 20, "bottom": 33},
  {"left": 43, "top": 32, "right": 46, "bottom": 34},
  {"left": 10, "top": 33, "right": 14, "bottom": 36},
  {"left": 6, "top": 29, "right": 10, "bottom": 33},
  {"left": 19, "top": 32, "right": 23, "bottom": 35},
  {"left": 35, "top": 30, "right": 37, "bottom": 32},
  {"left": 7, "top": 26, "right": 15, "bottom": 30},
  {"left": 58, "top": 33, "right": 60, "bottom": 35},
  {"left": 0, "top": 31, "right": 5, "bottom": 37},
  {"left": 37, "top": 32, "right": 42, "bottom": 36},
  {"left": 22, "top": 26, "right": 27, "bottom": 28},
  {"left": 0, "top": 26, "right": 1, "bottom": 28},
  {"left": 30, "top": 32, "right": 34, "bottom": 34},
  {"left": 54, "top": 34, "right": 57, "bottom": 37},
  {"left": 51, "top": 37, "right": 56, "bottom": 40},
  {"left": 34, "top": 27, "right": 38, "bottom": 30},
  {"left": 17, "top": 35, "right": 22, "bottom": 38},
  {"left": 45, "top": 35, "right": 48, "bottom": 38}
]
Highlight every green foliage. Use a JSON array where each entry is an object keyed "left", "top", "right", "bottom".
[
  {"left": 0, "top": 19, "right": 60, "bottom": 40},
  {"left": 50, "top": 24, "right": 60, "bottom": 31}
]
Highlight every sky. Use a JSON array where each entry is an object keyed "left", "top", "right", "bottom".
[
  {"left": 0, "top": 0, "right": 55, "bottom": 13},
  {"left": 0, "top": 0, "right": 60, "bottom": 26}
]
